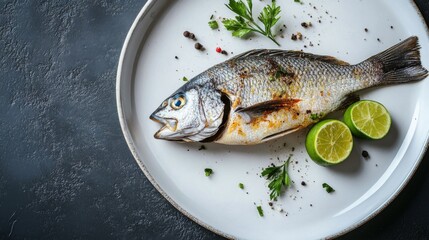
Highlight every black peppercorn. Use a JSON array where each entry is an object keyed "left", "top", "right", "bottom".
[{"left": 195, "top": 42, "right": 203, "bottom": 50}]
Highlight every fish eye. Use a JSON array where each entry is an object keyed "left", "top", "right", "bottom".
[{"left": 171, "top": 94, "right": 186, "bottom": 110}]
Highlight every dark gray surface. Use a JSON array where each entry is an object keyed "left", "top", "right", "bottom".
[{"left": 0, "top": 1, "right": 428, "bottom": 239}]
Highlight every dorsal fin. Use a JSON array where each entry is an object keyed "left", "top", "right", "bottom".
[{"left": 229, "top": 49, "right": 350, "bottom": 66}]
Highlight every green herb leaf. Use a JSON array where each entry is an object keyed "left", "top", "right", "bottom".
[
  {"left": 222, "top": 17, "right": 253, "bottom": 37},
  {"left": 261, "top": 156, "right": 292, "bottom": 200},
  {"left": 205, "top": 168, "right": 213, "bottom": 177},
  {"left": 282, "top": 162, "right": 291, "bottom": 186},
  {"left": 232, "top": 28, "right": 252, "bottom": 37},
  {"left": 224, "top": 16, "right": 246, "bottom": 29},
  {"left": 294, "top": 0, "right": 303, "bottom": 4},
  {"left": 258, "top": 0, "right": 281, "bottom": 35},
  {"left": 225, "top": 0, "right": 251, "bottom": 20},
  {"left": 310, "top": 113, "right": 318, "bottom": 120},
  {"left": 182, "top": 76, "right": 188, "bottom": 82},
  {"left": 256, "top": 205, "right": 264, "bottom": 217},
  {"left": 208, "top": 20, "right": 219, "bottom": 29},
  {"left": 322, "top": 183, "right": 335, "bottom": 193},
  {"left": 261, "top": 165, "right": 282, "bottom": 179},
  {"left": 222, "top": 0, "right": 281, "bottom": 46},
  {"left": 310, "top": 113, "right": 323, "bottom": 120},
  {"left": 239, "top": 183, "right": 244, "bottom": 189},
  {"left": 246, "top": 0, "right": 253, "bottom": 16}
]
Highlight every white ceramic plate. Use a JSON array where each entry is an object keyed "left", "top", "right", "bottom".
[{"left": 117, "top": 1, "right": 429, "bottom": 239}]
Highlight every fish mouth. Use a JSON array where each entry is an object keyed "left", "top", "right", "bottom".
[{"left": 150, "top": 113, "right": 178, "bottom": 139}]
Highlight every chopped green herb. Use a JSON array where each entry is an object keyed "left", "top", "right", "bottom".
[
  {"left": 239, "top": 183, "right": 244, "bottom": 189},
  {"left": 322, "top": 183, "right": 335, "bottom": 193},
  {"left": 275, "top": 70, "right": 283, "bottom": 79},
  {"left": 310, "top": 113, "right": 323, "bottom": 120},
  {"left": 275, "top": 67, "right": 290, "bottom": 79},
  {"left": 205, "top": 168, "right": 213, "bottom": 177},
  {"left": 210, "top": 14, "right": 214, "bottom": 20},
  {"left": 208, "top": 20, "right": 219, "bottom": 29},
  {"left": 256, "top": 205, "right": 264, "bottom": 217},
  {"left": 310, "top": 113, "right": 318, "bottom": 120},
  {"left": 222, "top": 0, "right": 281, "bottom": 46},
  {"left": 182, "top": 76, "right": 188, "bottom": 82},
  {"left": 261, "top": 156, "right": 292, "bottom": 200},
  {"left": 294, "top": 0, "right": 303, "bottom": 4}
]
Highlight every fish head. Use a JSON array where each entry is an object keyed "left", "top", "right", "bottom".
[{"left": 150, "top": 81, "right": 227, "bottom": 142}]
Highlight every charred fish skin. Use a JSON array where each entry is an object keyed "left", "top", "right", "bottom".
[{"left": 150, "top": 36, "right": 428, "bottom": 145}]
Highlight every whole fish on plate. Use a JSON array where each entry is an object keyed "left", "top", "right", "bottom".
[{"left": 150, "top": 36, "right": 427, "bottom": 145}]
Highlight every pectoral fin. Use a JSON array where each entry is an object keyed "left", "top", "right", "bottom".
[{"left": 235, "top": 99, "right": 301, "bottom": 117}]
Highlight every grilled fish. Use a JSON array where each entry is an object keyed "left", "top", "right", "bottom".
[{"left": 150, "top": 36, "right": 427, "bottom": 145}]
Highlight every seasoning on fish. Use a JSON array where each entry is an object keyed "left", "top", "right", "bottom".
[{"left": 150, "top": 37, "right": 428, "bottom": 145}]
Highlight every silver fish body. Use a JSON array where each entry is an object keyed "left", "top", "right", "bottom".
[{"left": 150, "top": 37, "right": 427, "bottom": 145}]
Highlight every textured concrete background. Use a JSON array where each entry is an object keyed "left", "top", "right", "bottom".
[{"left": 0, "top": 0, "right": 428, "bottom": 239}]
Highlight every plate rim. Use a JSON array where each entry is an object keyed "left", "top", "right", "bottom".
[{"left": 116, "top": 1, "right": 429, "bottom": 239}]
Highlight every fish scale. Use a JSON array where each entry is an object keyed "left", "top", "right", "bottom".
[{"left": 211, "top": 56, "right": 367, "bottom": 110}]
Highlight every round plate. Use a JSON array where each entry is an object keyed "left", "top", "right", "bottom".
[{"left": 117, "top": 0, "right": 429, "bottom": 239}]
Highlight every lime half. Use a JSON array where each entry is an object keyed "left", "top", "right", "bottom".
[
  {"left": 306, "top": 119, "right": 353, "bottom": 166},
  {"left": 343, "top": 100, "right": 391, "bottom": 140}
]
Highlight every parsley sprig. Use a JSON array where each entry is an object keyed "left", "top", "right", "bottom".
[
  {"left": 222, "top": 0, "right": 281, "bottom": 46},
  {"left": 261, "top": 156, "right": 292, "bottom": 200}
]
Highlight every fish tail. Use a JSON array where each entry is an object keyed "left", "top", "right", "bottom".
[{"left": 369, "top": 36, "right": 428, "bottom": 84}]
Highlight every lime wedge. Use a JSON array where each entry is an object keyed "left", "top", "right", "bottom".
[
  {"left": 343, "top": 100, "right": 391, "bottom": 140},
  {"left": 306, "top": 119, "right": 353, "bottom": 166}
]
